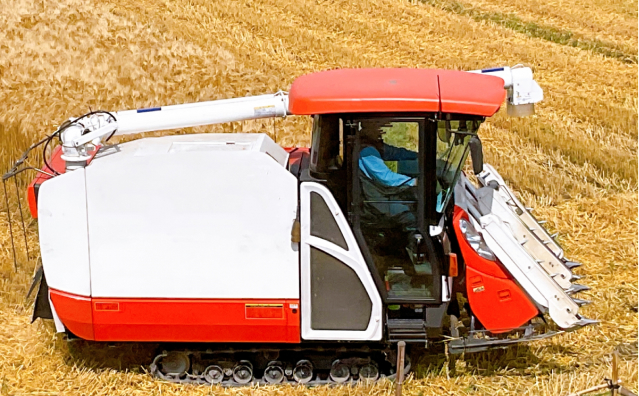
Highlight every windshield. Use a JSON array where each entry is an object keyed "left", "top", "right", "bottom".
[{"left": 436, "top": 119, "right": 482, "bottom": 212}]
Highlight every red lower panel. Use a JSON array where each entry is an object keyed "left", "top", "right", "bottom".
[
  {"left": 49, "top": 289, "right": 95, "bottom": 340},
  {"left": 50, "top": 289, "right": 300, "bottom": 343},
  {"left": 452, "top": 207, "right": 538, "bottom": 333},
  {"left": 92, "top": 297, "right": 300, "bottom": 343},
  {"left": 465, "top": 266, "right": 539, "bottom": 333}
]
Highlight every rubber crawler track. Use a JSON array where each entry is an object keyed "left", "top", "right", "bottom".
[{"left": 150, "top": 346, "right": 411, "bottom": 386}]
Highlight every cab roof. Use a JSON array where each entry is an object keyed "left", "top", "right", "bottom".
[{"left": 288, "top": 68, "right": 506, "bottom": 117}]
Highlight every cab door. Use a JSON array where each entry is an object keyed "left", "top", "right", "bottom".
[
  {"left": 299, "top": 182, "right": 383, "bottom": 341},
  {"left": 348, "top": 117, "right": 443, "bottom": 304}
]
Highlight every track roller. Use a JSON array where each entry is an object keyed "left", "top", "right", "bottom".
[
  {"left": 358, "top": 363, "right": 379, "bottom": 381},
  {"left": 264, "top": 361, "right": 285, "bottom": 384},
  {"left": 203, "top": 365, "right": 224, "bottom": 384},
  {"left": 292, "top": 360, "right": 313, "bottom": 384},
  {"left": 157, "top": 351, "right": 190, "bottom": 377},
  {"left": 232, "top": 360, "right": 253, "bottom": 384},
  {"left": 329, "top": 360, "right": 350, "bottom": 383}
]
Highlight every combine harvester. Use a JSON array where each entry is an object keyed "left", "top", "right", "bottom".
[{"left": 6, "top": 66, "right": 596, "bottom": 385}]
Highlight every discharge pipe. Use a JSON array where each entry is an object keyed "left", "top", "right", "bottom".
[
  {"left": 59, "top": 65, "right": 542, "bottom": 168},
  {"left": 469, "top": 65, "right": 544, "bottom": 117},
  {"left": 114, "top": 92, "right": 289, "bottom": 135}
]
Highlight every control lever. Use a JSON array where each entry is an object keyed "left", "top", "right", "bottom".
[{"left": 414, "top": 234, "right": 426, "bottom": 263}]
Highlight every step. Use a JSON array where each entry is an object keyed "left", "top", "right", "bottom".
[{"left": 387, "top": 319, "right": 427, "bottom": 342}]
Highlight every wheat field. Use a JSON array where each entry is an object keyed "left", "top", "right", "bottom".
[{"left": 0, "top": 0, "right": 636, "bottom": 394}]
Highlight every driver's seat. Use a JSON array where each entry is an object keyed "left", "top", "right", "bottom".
[
  {"left": 358, "top": 171, "right": 418, "bottom": 266},
  {"left": 358, "top": 170, "right": 417, "bottom": 232}
]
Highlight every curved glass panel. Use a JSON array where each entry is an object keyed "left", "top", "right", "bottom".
[{"left": 436, "top": 119, "right": 482, "bottom": 212}]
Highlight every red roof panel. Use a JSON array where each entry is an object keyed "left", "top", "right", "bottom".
[
  {"left": 288, "top": 68, "right": 506, "bottom": 117},
  {"left": 437, "top": 70, "right": 506, "bottom": 116}
]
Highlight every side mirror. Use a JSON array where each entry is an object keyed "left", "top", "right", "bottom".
[{"left": 469, "top": 136, "right": 484, "bottom": 175}]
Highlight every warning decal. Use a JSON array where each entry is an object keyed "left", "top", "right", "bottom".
[{"left": 254, "top": 105, "right": 277, "bottom": 117}]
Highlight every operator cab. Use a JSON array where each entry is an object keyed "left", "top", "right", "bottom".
[
  {"left": 289, "top": 68, "right": 505, "bottom": 339},
  {"left": 307, "top": 114, "right": 484, "bottom": 305}
]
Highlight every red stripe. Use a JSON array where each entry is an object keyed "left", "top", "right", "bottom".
[
  {"left": 50, "top": 289, "right": 300, "bottom": 343},
  {"left": 49, "top": 289, "right": 94, "bottom": 340}
]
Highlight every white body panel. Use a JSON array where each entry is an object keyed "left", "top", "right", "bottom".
[
  {"left": 300, "top": 182, "right": 383, "bottom": 341},
  {"left": 38, "top": 169, "right": 92, "bottom": 296},
  {"left": 83, "top": 133, "right": 299, "bottom": 299}
]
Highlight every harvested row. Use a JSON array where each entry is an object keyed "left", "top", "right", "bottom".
[
  {"left": 0, "top": 0, "right": 636, "bottom": 195},
  {"left": 423, "top": 0, "right": 638, "bottom": 63},
  {"left": 110, "top": 0, "right": 638, "bottom": 194}
]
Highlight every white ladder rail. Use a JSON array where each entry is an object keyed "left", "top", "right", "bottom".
[
  {"left": 477, "top": 164, "right": 565, "bottom": 259},
  {"left": 477, "top": 214, "right": 583, "bottom": 329},
  {"left": 461, "top": 178, "right": 574, "bottom": 289}
]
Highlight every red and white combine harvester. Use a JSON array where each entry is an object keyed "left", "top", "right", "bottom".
[{"left": 7, "top": 67, "right": 595, "bottom": 385}]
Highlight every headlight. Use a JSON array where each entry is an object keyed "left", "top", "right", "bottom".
[{"left": 458, "top": 218, "right": 496, "bottom": 261}]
